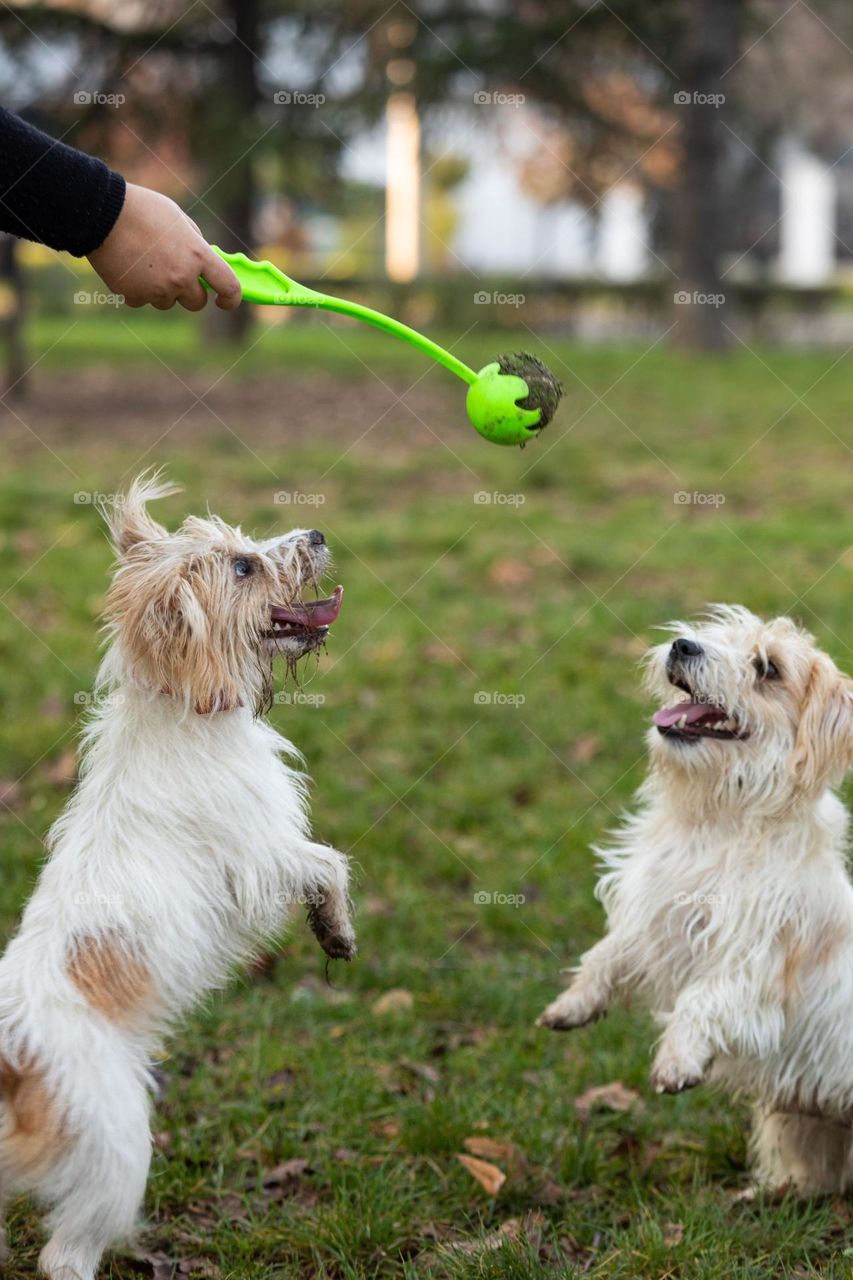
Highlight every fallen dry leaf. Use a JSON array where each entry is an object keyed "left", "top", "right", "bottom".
[
  {"left": 420, "top": 1220, "right": 455, "bottom": 1244},
  {"left": 516, "top": 1209, "right": 546, "bottom": 1251},
  {"left": 831, "top": 1195, "right": 853, "bottom": 1224},
  {"left": 421, "top": 642, "right": 463, "bottom": 665},
  {"left": 262, "top": 1158, "right": 311, "bottom": 1187},
  {"left": 663, "top": 1222, "right": 684, "bottom": 1247},
  {"left": 177, "top": 1260, "right": 220, "bottom": 1278},
  {"left": 455, "top": 1152, "right": 506, "bottom": 1196},
  {"left": 571, "top": 733, "right": 601, "bottom": 762},
  {"left": 46, "top": 748, "right": 77, "bottom": 788},
  {"left": 264, "top": 1067, "right": 295, "bottom": 1094},
  {"left": 400, "top": 1058, "right": 441, "bottom": 1085},
  {"left": 372, "top": 988, "right": 414, "bottom": 1015},
  {"left": 551, "top": 1235, "right": 598, "bottom": 1269},
  {"left": 260, "top": 1157, "right": 319, "bottom": 1207},
  {"left": 443, "top": 1228, "right": 506, "bottom": 1255},
  {"left": 123, "top": 1248, "right": 177, "bottom": 1280},
  {"left": 463, "top": 1136, "right": 527, "bottom": 1181},
  {"left": 216, "top": 1193, "right": 249, "bottom": 1220},
  {"left": 290, "top": 973, "right": 350, "bottom": 1005},
  {"left": 639, "top": 1140, "right": 664, "bottom": 1173},
  {"left": 13, "top": 530, "right": 42, "bottom": 556},
  {"left": 522, "top": 1068, "right": 547, "bottom": 1088},
  {"left": 0, "top": 778, "right": 22, "bottom": 809},
  {"left": 363, "top": 893, "right": 393, "bottom": 917},
  {"left": 371, "top": 1118, "right": 401, "bottom": 1138},
  {"left": 574, "top": 1081, "right": 641, "bottom": 1120},
  {"left": 402, "top": 1059, "right": 440, "bottom": 1083},
  {"left": 444, "top": 1210, "right": 546, "bottom": 1256},
  {"left": 535, "top": 1179, "right": 565, "bottom": 1205},
  {"left": 431, "top": 1022, "right": 493, "bottom": 1055},
  {"left": 488, "top": 557, "right": 533, "bottom": 589}
]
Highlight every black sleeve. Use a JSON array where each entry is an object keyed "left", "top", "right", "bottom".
[{"left": 0, "top": 107, "right": 126, "bottom": 257}]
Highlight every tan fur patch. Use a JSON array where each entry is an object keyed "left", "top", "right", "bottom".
[
  {"left": 0, "top": 1056, "right": 66, "bottom": 1176},
  {"left": 793, "top": 660, "right": 853, "bottom": 792},
  {"left": 781, "top": 929, "right": 803, "bottom": 1001},
  {"left": 68, "top": 934, "right": 154, "bottom": 1024},
  {"left": 781, "top": 922, "right": 845, "bottom": 1003}
]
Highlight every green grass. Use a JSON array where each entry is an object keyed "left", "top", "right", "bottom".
[{"left": 2, "top": 313, "right": 853, "bottom": 1277}]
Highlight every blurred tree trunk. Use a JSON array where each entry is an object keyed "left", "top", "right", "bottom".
[
  {"left": 672, "top": 0, "right": 739, "bottom": 351},
  {"left": 204, "top": 0, "right": 258, "bottom": 344},
  {"left": 0, "top": 236, "right": 26, "bottom": 399}
]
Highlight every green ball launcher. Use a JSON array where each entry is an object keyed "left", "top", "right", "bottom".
[{"left": 203, "top": 247, "right": 564, "bottom": 447}]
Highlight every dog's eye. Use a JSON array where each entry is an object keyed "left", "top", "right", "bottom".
[
  {"left": 233, "top": 558, "right": 254, "bottom": 579},
  {"left": 753, "top": 656, "right": 780, "bottom": 681}
]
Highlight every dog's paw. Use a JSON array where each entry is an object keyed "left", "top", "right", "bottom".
[
  {"left": 536, "top": 988, "right": 604, "bottom": 1031},
  {"left": 307, "top": 900, "right": 356, "bottom": 962},
  {"left": 650, "top": 1042, "right": 710, "bottom": 1094},
  {"left": 320, "top": 929, "right": 357, "bottom": 962}
]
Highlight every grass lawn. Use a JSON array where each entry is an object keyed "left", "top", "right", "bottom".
[{"left": 1, "top": 310, "right": 853, "bottom": 1277}]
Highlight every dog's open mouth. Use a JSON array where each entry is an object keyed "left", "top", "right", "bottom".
[
  {"left": 654, "top": 676, "right": 748, "bottom": 741},
  {"left": 267, "top": 584, "right": 343, "bottom": 640}
]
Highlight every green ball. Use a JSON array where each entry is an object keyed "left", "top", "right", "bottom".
[{"left": 466, "top": 352, "right": 564, "bottom": 447}]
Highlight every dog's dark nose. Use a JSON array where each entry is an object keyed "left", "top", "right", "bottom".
[
  {"left": 671, "top": 638, "right": 703, "bottom": 659},
  {"left": 308, "top": 530, "right": 325, "bottom": 547}
]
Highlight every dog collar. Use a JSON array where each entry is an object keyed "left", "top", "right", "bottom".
[
  {"left": 159, "top": 687, "right": 243, "bottom": 715},
  {"left": 128, "top": 677, "right": 243, "bottom": 715}
]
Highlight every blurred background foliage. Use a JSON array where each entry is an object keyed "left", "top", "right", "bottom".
[{"left": 5, "top": 0, "right": 853, "bottom": 384}]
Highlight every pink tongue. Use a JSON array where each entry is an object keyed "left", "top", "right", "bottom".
[
  {"left": 271, "top": 584, "right": 343, "bottom": 629},
  {"left": 654, "top": 700, "right": 724, "bottom": 729}
]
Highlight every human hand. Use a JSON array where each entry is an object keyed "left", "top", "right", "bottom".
[{"left": 87, "top": 182, "right": 241, "bottom": 312}]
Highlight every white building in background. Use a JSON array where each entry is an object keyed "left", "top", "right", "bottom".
[
  {"left": 778, "top": 139, "right": 836, "bottom": 286},
  {"left": 343, "top": 106, "right": 597, "bottom": 278},
  {"left": 342, "top": 105, "right": 842, "bottom": 288},
  {"left": 596, "top": 184, "right": 649, "bottom": 281},
  {"left": 452, "top": 120, "right": 842, "bottom": 288},
  {"left": 452, "top": 156, "right": 593, "bottom": 276},
  {"left": 451, "top": 110, "right": 595, "bottom": 276},
  {"left": 347, "top": 103, "right": 639, "bottom": 279}
]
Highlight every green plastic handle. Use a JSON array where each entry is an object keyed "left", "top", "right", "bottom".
[{"left": 204, "top": 247, "right": 477, "bottom": 387}]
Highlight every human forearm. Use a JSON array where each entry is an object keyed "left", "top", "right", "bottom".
[{"left": 0, "top": 106, "right": 125, "bottom": 255}]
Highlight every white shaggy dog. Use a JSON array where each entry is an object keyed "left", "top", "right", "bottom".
[
  {"left": 0, "top": 474, "right": 355, "bottom": 1279},
  {"left": 539, "top": 606, "right": 853, "bottom": 1196}
]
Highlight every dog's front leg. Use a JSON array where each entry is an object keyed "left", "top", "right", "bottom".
[
  {"left": 537, "top": 934, "right": 629, "bottom": 1030},
  {"left": 650, "top": 977, "right": 783, "bottom": 1094},
  {"left": 301, "top": 843, "right": 356, "bottom": 962},
  {"left": 650, "top": 1011, "right": 714, "bottom": 1094}
]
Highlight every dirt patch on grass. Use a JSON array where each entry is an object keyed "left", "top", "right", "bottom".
[{"left": 2, "top": 369, "right": 465, "bottom": 458}]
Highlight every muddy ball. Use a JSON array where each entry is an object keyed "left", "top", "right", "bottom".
[{"left": 496, "top": 351, "right": 563, "bottom": 429}]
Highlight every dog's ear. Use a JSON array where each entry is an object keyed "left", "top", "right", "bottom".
[
  {"left": 103, "top": 471, "right": 181, "bottom": 558},
  {"left": 157, "top": 575, "right": 243, "bottom": 714},
  {"left": 793, "top": 658, "right": 853, "bottom": 792},
  {"left": 109, "top": 566, "right": 242, "bottom": 714}
]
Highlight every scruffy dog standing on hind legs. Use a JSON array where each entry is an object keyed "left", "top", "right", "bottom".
[
  {"left": 539, "top": 607, "right": 853, "bottom": 1196},
  {"left": 0, "top": 474, "right": 355, "bottom": 1279}
]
